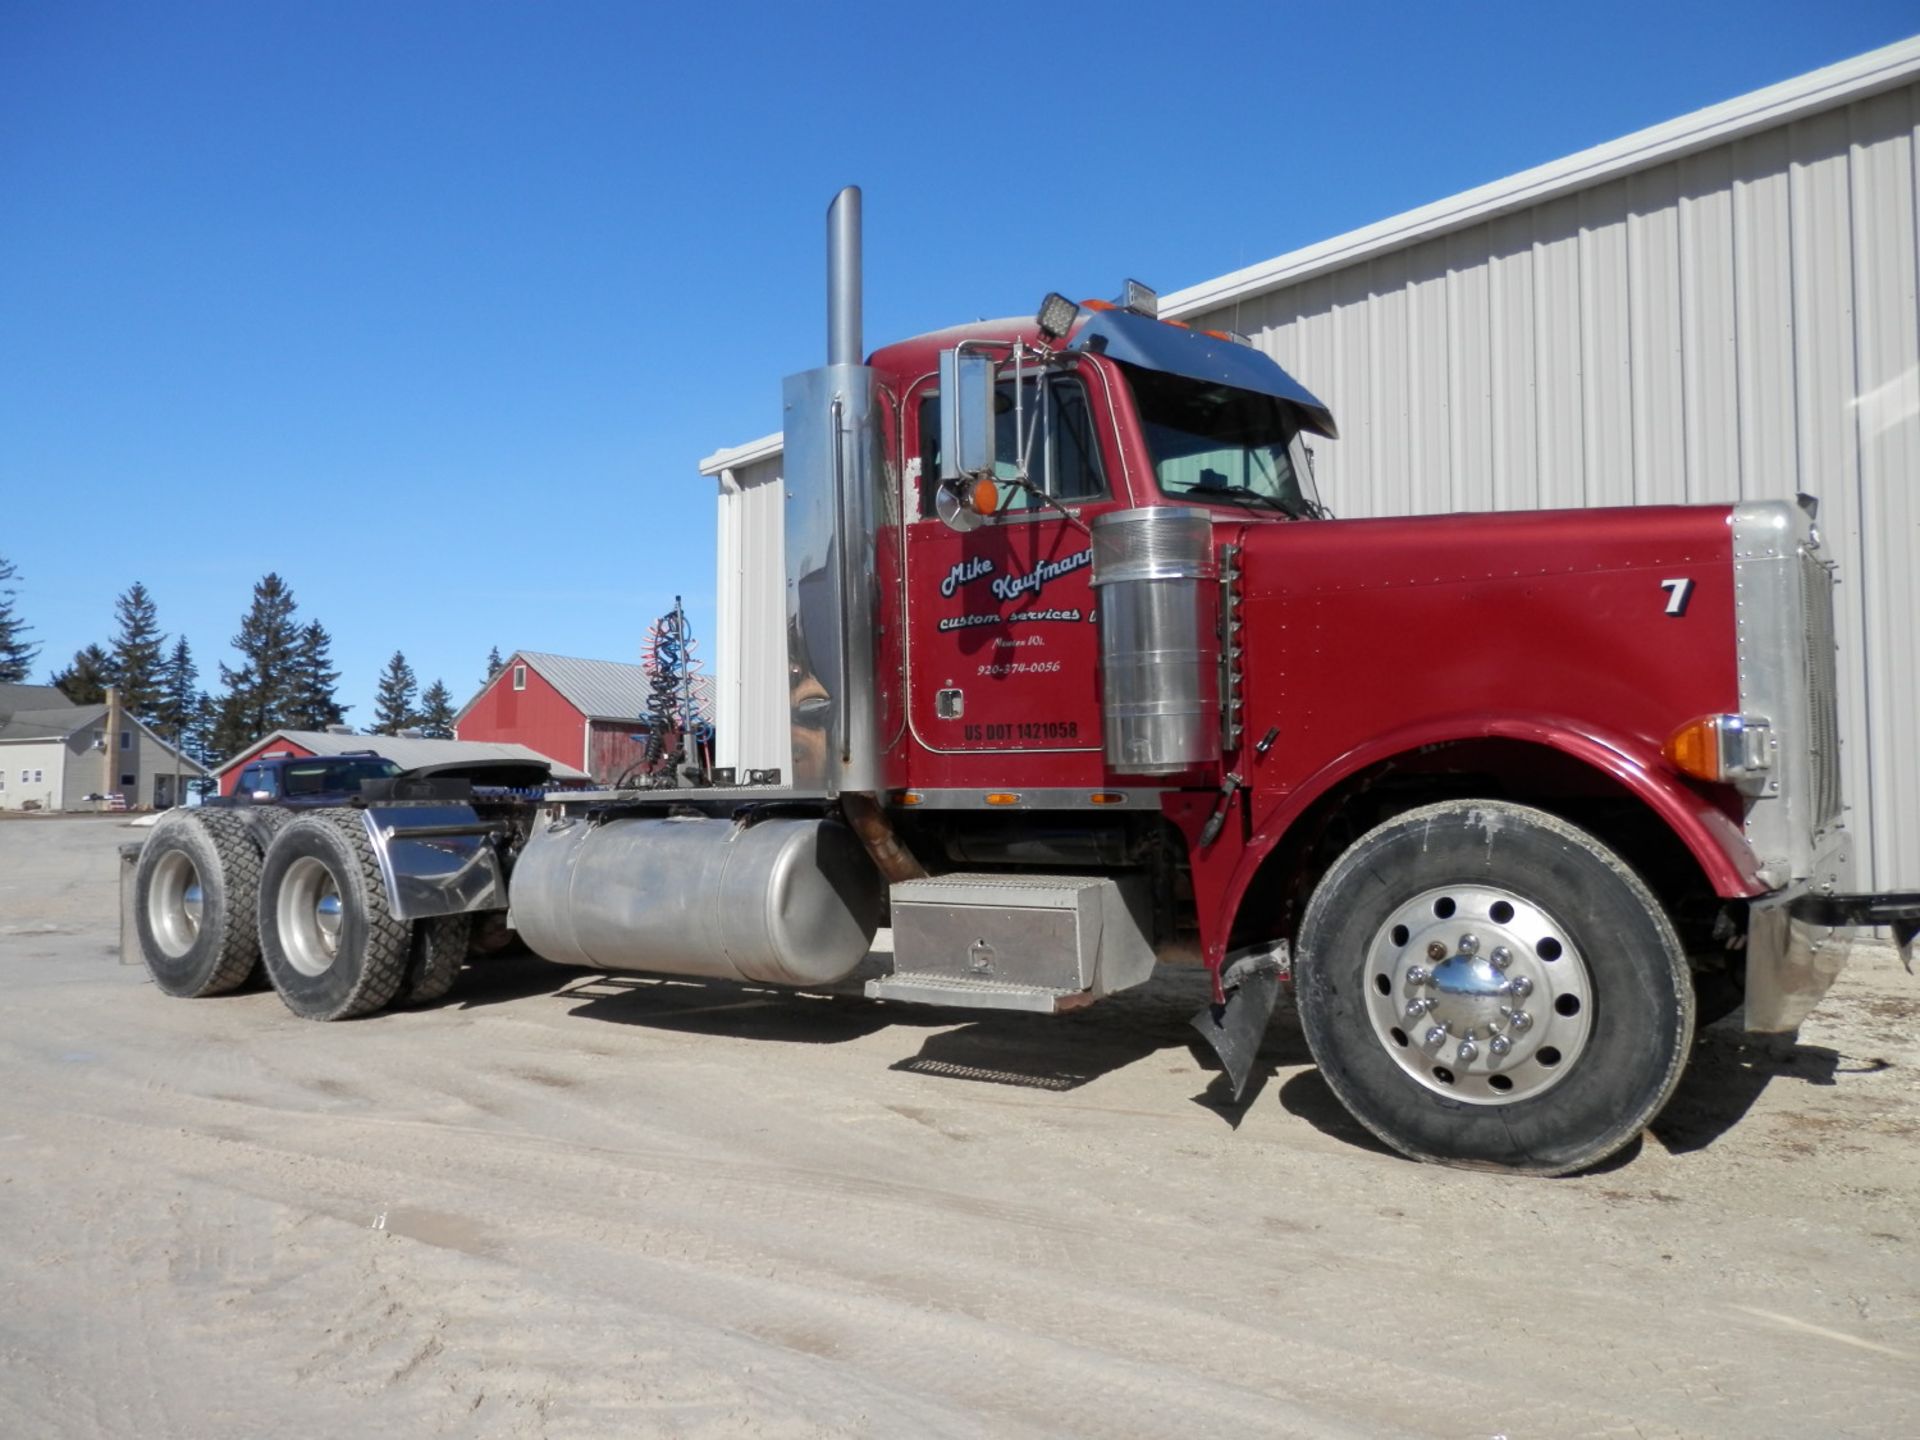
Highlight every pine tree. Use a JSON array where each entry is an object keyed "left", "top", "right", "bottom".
[
  {"left": 214, "top": 573, "right": 302, "bottom": 753},
  {"left": 287, "top": 620, "right": 346, "bottom": 731},
  {"left": 372, "top": 651, "right": 418, "bottom": 735},
  {"left": 185, "top": 690, "right": 221, "bottom": 795},
  {"left": 109, "top": 581, "right": 168, "bottom": 722},
  {"left": 155, "top": 637, "right": 199, "bottom": 741},
  {"left": 415, "top": 679, "right": 455, "bottom": 738},
  {"left": 485, "top": 646, "right": 503, "bottom": 683},
  {"left": 0, "top": 555, "right": 40, "bottom": 683},
  {"left": 51, "top": 644, "right": 116, "bottom": 704}
]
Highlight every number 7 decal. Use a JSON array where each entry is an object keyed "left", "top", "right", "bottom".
[{"left": 1660, "top": 578, "right": 1694, "bottom": 616}]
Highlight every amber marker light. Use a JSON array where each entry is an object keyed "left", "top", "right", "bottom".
[
  {"left": 897, "top": 791, "right": 924, "bottom": 807},
  {"left": 1665, "top": 717, "right": 1723, "bottom": 782},
  {"left": 1088, "top": 792, "right": 1126, "bottom": 805},
  {"left": 984, "top": 792, "right": 1022, "bottom": 806},
  {"left": 1663, "top": 714, "right": 1774, "bottom": 793}
]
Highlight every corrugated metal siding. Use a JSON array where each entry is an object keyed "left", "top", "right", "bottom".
[
  {"left": 712, "top": 453, "right": 788, "bottom": 776},
  {"left": 1184, "top": 81, "right": 1920, "bottom": 891}
]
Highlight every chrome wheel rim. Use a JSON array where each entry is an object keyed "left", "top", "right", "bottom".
[
  {"left": 1363, "top": 884, "right": 1593, "bottom": 1105},
  {"left": 150, "top": 849, "right": 203, "bottom": 958},
  {"left": 278, "top": 855, "right": 345, "bottom": 978}
]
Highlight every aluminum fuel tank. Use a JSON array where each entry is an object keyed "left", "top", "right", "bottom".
[{"left": 509, "top": 814, "right": 882, "bottom": 988}]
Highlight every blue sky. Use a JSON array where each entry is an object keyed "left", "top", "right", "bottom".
[{"left": 3, "top": 2, "right": 1913, "bottom": 725}]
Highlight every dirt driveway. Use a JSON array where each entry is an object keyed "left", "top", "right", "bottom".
[{"left": 1, "top": 815, "right": 1916, "bottom": 1438}]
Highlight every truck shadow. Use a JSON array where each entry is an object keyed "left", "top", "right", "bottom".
[
  {"left": 465, "top": 952, "right": 1313, "bottom": 1121},
  {"left": 1649, "top": 1022, "right": 1873, "bottom": 1155}
]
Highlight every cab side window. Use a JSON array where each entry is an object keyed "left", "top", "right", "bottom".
[{"left": 917, "top": 374, "right": 1106, "bottom": 518}]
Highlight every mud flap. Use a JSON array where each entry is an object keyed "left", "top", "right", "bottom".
[{"left": 1190, "top": 942, "right": 1290, "bottom": 1102}]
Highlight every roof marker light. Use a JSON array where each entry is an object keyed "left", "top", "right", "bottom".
[{"left": 1117, "top": 279, "right": 1158, "bottom": 318}]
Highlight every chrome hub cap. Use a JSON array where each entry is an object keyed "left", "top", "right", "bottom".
[
  {"left": 150, "top": 850, "right": 203, "bottom": 958},
  {"left": 1364, "top": 885, "right": 1593, "bottom": 1104},
  {"left": 278, "top": 856, "right": 345, "bottom": 978}
]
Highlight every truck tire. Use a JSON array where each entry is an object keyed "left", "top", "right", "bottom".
[
  {"left": 401, "top": 915, "right": 471, "bottom": 1005},
  {"left": 257, "top": 810, "right": 410, "bottom": 1021},
  {"left": 133, "top": 810, "right": 264, "bottom": 997},
  {"left": 1294, "top": 800, "right": 1695, "bottom": 1176}
]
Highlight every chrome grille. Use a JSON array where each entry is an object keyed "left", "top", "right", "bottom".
[{"left": 1799, "top": 548, "right": 1842, "bottom": 830}]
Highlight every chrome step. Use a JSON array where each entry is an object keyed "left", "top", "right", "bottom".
[{"left": 863, "top": 971, "right": 1084, "bottom": 1014}]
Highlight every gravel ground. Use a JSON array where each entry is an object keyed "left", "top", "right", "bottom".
[{"left": 1, "top": 814, "right": 1917, "bottom": 1438}]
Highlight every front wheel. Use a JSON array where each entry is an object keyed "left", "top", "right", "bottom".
[{"left": 1295, "top": 800, "right": 1694, "bottom": 1176}]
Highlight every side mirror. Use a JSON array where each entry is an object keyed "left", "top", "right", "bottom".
[{"left": 938, "top": 349, "right": 995, "bottom": 483}]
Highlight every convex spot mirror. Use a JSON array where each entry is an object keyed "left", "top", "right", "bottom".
[
  {"left": 935, "top": 476, "right": 1002, "bottom": 533},
  {"left": 939, "top": 349, "right": 995, "bottom": 483}
]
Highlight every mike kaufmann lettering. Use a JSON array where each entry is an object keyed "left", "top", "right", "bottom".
[
  {"left": 938, "top": 608, "right": 1083, "bottom": 632},
  {"left": 940, "top": 555, "right": 995, "bottom": 598},
  {"left": 990, "top": 548, "right": 1092, "bottom": 602}
]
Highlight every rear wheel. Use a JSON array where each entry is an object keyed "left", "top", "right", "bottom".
[
  {"left": 1295, "top": 800, "right": 1695, "bottom": 1176},
  {"left": 258, "top": 810, "right": 409, "bottom": 1020},
  {"left": 134, "top": 810, "right": 263, "bottom": 997}
]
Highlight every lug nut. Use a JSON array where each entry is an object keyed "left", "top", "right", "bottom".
[
  {"left": 1489, "top": 1035, "right": 1513, "bottom": 1057},
  {"left": 1405, "top": 998, "right": 1432, "bottom": 1020},
  {"left": 1424, "top": 1025, "right": 1448, "bottom": 1049},
  {"left": 1427, "top": 941, "right": 1448, "bottom": 961},
  {"left": 1490, "top": 946, "right": 1512, "bottom": 970},
  {"left": 1406, "top": 965, "right": 1431, "bottom": 986},
  {"left": 1459, "top": 934, "right": 1480, "bottom": 955},
  {"left": 1456, "top": 1039, "right": 1479, "bottom": 1063},
  {"left": 1508, "top": 1010, "right": 1533, "bottom": 1033},
  {"left": 1508, "top": 975, "right": 1533, "bottom": 999}
]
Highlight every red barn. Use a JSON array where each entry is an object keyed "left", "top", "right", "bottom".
[{"left": 455, "top": 651, "right": 660, "bottom": 785}]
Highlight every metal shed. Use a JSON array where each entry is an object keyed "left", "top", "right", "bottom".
[
  {"left": 1162, "top": 37, "right": 1920, "bottom": 894},
  {"left": 698, "top": 434, "right": 789, "bottom": 778},
  {"left": 702, "top": 36, "right": 1920, "bottom": 891}
]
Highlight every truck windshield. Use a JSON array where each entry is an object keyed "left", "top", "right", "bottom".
[{"left": 1121, "top": 362, "right": 1315, "bottom": 518}]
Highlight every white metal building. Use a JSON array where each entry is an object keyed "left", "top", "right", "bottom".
[{"left": 702, "top": 37, "right": 1920, "bottom": 891}]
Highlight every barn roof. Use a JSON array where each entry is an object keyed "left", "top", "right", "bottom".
[{"left": 509, "top": 651, "right": 655, "bottom": 722}]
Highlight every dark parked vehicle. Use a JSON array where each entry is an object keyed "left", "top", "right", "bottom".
[{"left": 224, "top": 752, "right": 405, "bottom": 807}]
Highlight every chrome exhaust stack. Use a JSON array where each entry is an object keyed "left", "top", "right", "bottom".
[
  {"left": 783, "top": 186, "right": 886, "bottom": 795},
  {"left": 827, "top": 186, "right": 861, "bottom": 366}
]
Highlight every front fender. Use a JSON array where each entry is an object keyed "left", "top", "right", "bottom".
[{"left": 1182, "top": 714, "right": 1767, "bottom": 973}]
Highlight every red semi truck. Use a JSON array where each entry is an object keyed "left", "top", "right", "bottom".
[{"left": 131, "top": 188, "right": 1917, "bottom": 1175}]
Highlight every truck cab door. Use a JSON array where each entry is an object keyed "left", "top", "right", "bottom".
[{"left": 903, "top": 369, "right": 1112, "bottom": 774}]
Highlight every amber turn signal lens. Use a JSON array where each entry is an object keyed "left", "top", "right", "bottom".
[
  {"left": 970, "top": 478, "right": 999, "bottom": 516},
  {"left": 1664, "top": 717, "right": 1725, "bottom": 782}
]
